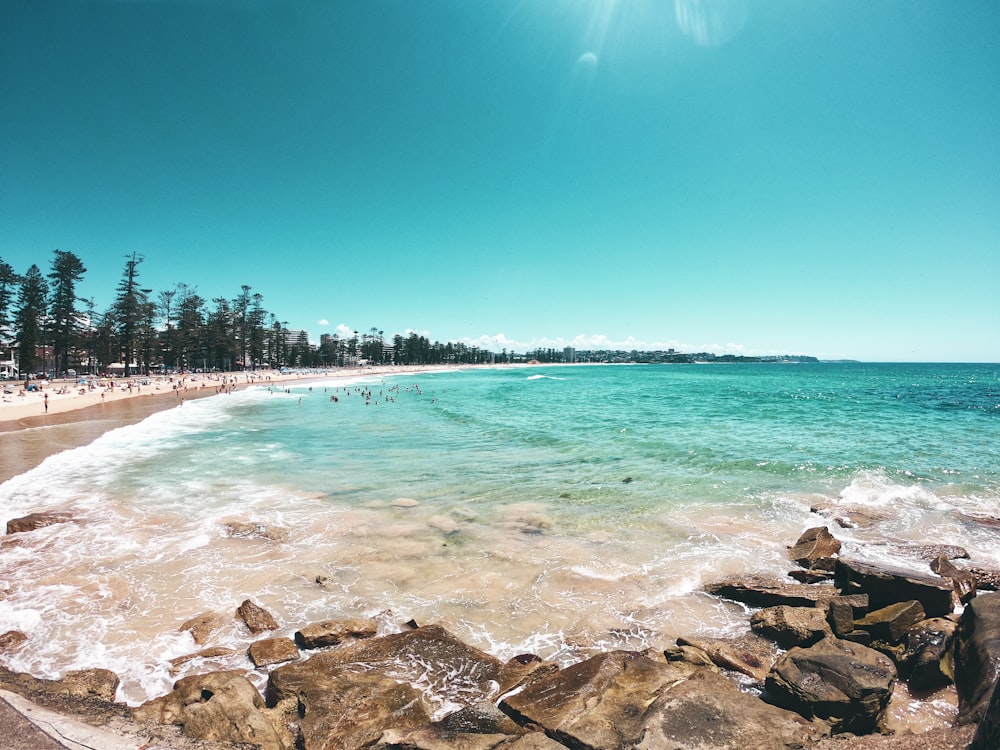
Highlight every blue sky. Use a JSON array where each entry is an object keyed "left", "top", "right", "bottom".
[{"left": 2, "top": 0, "right": 997, "bottom": 362}]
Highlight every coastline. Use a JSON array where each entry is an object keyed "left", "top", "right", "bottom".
[{"left": 0, "top": 365, "right": 465, "bottom": 484}]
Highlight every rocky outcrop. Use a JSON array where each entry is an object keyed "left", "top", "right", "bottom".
[
  {"left": 0, "top": 630, "right": 27, "bottom": 653},
  {"left": 179, "top": 610, "right": 229, "bottom": 645},
  {"left": 294, "top": 617, "right": 378, "bottom": 649},
  {"left": 675, "top": 633, "right": 778, "bottom": 683},
  {"left": 931, "top": 554, "right": 979, "bottom": 603},
  {"left": 764, "top": 636, "right": 897, "bottom": 734},
  {"left": 854, "top": 600, "right": 926, "bottom": 644},
  {"left": 500, "top": 651, "right": 821, "bottom": 750},
  {"left": 133, "top": 670, "right": 288, "bottom": 750},
  {"left": 704, "top": 575, "right": 836, "bottom": 608},
  {"left": 954, "top": 591, "right": 1000, "bottom": 725},
  {"left": 375, "top": 728, "right": 564, "bottom": 749},
  {"left": 902, "top": 616, "right": 956, "bottom": 692},
  {"left": 835, "top": 558, "right": 954, "bottom": 617},
  {"left": 5, "top": 511, "right": 73, "bottom": 534},
  {"left": 237, "top": 598, "right": 279, "bottom": 634},
  {"left": 751, "top": 605, "right": 831, "bottom": 649},
  {"left": 970, "top": 679, "right": 1000, "bottom": 750},
  {"left": 789, "top": 526, "right": 841, "bottom": 572},
  {"left": 249, "top": 637, "right": 300, "bottom": 667}
]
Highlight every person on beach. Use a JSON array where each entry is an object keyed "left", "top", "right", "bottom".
[{"left": 44, "top": 392, "right": 48, "bottom": 413}]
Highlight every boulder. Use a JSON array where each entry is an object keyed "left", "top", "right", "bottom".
[
  {"left": 788, "top": 526, "right": 841, "bottom": 571},
  {"left": 249, "top": 637, "right": 301, "bottom": 667},
  {"left": 824, "top": 594, "right": 869, "bottom": 638},
  {"left": 835, "top": 558, "right": 954, "bottom": 617},
  {"left": 168, "top": 646, "right": 240, "bottom": 673},
  {"left": 811, "top": 503, "right": 891, "bottom": 529},
  {"left": 764, "top": 636, "right": 897, "bottom": 734},
  {"left": 751, "top": 605, "right": 831, "bottom": 649},
  {"left": 705, "top": 575, "right": 837, "bottom": 608},
  {"left": 854, "top": 600, "right": 926, "bottom": 644},
  {"left": 931, "top": 554, "right": 978, "bottom": 603},
  {"left": 435, "top": 700, "right": 527, "bottom": 736},
  {"left": 5, "top": 511, "right": 73, "bottom": 534},
  {"left": 497, "top": 653, "right": 557, "bottom": 696},
  {"left": 179, "top": 611, "right": 230, "bottom": 645},
  {"left": 294, "top": 617, "right": 378, "bottom": 649},
  {"left": 896, "top": 543, "right": 969, "bottom": 562},
  {"left": 970, "top": 678, "right": 1000, "bottom": 750},
  {"left": 500, "top": 651, "right": 821, "bottom": 750},
  {"left": 675, "top": 633, "right": 778, "bottom": 683},
  {"left": 375, "top": 728, "right": 565, "bottom": 749},
  {"left": 902, "top": 617, "right": 956, "bottom": 692},
  {"left": 0, "top": 630, "right": 27, "bottom": 653},
  {"left": 967, "top": 565, "right": 1000, "bottom": 591},
  {"left": 237, "top": 598, "right": 280, "bottom": 633},
  {"left": 954, "top": 591, "right": 1000, "bottom": 725},
  {"left": 788, "top": 569, "right": 836, "bottom": 584},
  {"left": 132, "top": 670, "right": 287, "bottom": 750}
]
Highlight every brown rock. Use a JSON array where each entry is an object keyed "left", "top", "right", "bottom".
[
  {"left": 375, "top": 728, "right": 564, "bottom": 749},
  {"left": 249, "top": 637, "right": 300, "bottom": 667},
  {"left": 0, "top": 630, "right": 27, "bottom": 653},
  {"left": 931, "top": 554, "right": 978, "bottom": 603},
  {"left": 765, "top": 636, "right": 897, "bottom": 735},
  {"left": 179, "top": 611, "right": 229, "bottom": 645},
  {"left": 825, "top": 594, "right": 870, "bottom": 638},
  {"left": 5, "top": 512, "right": 73, "bottom": 534},
  {"left": 223, "top": 520, "right": 289, "bottom": 541},
  {"left": 811, "top": 502, "right": 892, "bottom": 529},
  {"left": 434, "top": 700, "right": 527, "bottom": 736},
  {"left": 705, "top": 574, "right": 837, "bottom": 608},
  {"left": 751, "top": 605, "right": 832, "bottom": 648},
  {"left": 855, "top": 600, "right": 927, "bottom": 644},
  {"left": 500, "top": 651, "right": 821, "bottom": 750},
  {"left": 967, "top": 565, "right": 1000, "bottom": 591},
  {"left": 497, "top": 653, "right": 556, "bottom": 696},
  {"left": 970, "top": 678, "right": 1000, "bottom": 750},
  {"left": 237, "top": 598, "right": 279, "bottom": 633},
  {"left": 789, "top": 526, "right": 841, "bottom": 571},
  {"left": 168, "top": 646, "right": 241, "bottom": 673},
  {"left": 954, "top": 591, "right": 1000, "bottom": 725},
  {"left": 835, "top": 558, "right": 954, "bottom": 617},
  {"left": 788, "top": 568, "right": 836, "bottom": 583},
  {"left": 294, "top": 617, "right": 377, "bottom": 649},
  {"left": 663, "top": 644, "right": 718, "bottom": 669},
  {"left": 675, "top": 633, "right": 778, "bottom": 683},
  {"left": 133, "top": 670, "right": 287, "bottom": 750},
  {"left": 902, "top": 617, "right": 956, "bottom": 692}
]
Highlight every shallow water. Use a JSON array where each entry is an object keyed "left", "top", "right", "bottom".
[{"left": 0, "top": 362, "right": 997, "bottom": 709}]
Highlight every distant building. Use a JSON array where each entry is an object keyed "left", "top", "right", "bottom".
[{"left": 563, "top": 347, "right": 576, "bottom": 363}]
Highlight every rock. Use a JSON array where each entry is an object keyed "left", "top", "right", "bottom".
[
  {"left": 931, "top": 554, "right": 978, "bottom": 603},
  {"left": 705, "top": 575, "right": 837, "bottom": 608},
  {"left": 954, "top": 591, "right": 1000, "bottom": 725},
  {"left": 902, "top": 617, "right": 956, "bottom": 692},
  {"left": 825, "top": 595, "right": 869, "bottom": 638},
  {"left": 663, "top": 645, "right": 718, "bottom": 670},
  {"left": 751, "top": 605, "right": 832, "bottom": 649},
  {"left": 970, "top": 678, "right": 1000, "bottom": 750},
  {"left": 249, "top": 637, "right": 300, "bottom": 668},
  {"left": 434, "top": 700, "right": 527, "bottom": 736},
  {"left": 958, "top": 513, "right": 1000, "bottom": 530},
  {"left": 835, "top": 558, "right": 954, "bottom": 617},
  {"left": 0, "top": 630, "right": 27, "bottom": 653},
  {"left": 270, "top": 669, "right": 429, "bottom": 749},
  {"left": 967, "top": 565, "right": 1000, "bottom": 591},
  {"left": 788, "top": 569, "right": 836, "bottom": 583},
  {"left": 5, "top": 511, "right": 73, "bottom": 534},
  {"left": 223, "top": 520, "right": 289, "bottom": 541},
  {"left": 270, "top": 625, "right": 505, "bottom": 724},
  {"left": 675, "top": 633, "right": 778, "bottom": 683},
  {"left": 896, "top": 543, "right": 969, "bottom": 562},
  {"left": 811, "top": 503, "right": 892, "bottom": 529},
  {"left": 375, "top": 728, "right": 564, "bottom": 749},
  {"left": 789, "top": 526, "right": 841, "bottom": 571},
  {"left": 179, "top": 611, "right": 230, "bottom": 645},
  {"left": 133, "top": 670, "right": 287, "bottom": 750},
  {"left": 237, "top": 598, "right": 280, "bottom": 633},
  {"left": 393, "top": 497, "right": 420, "bottom": 507},
  {"left": 854, "top": 600, "right": 927, "bottom": 644},
  {"left": 764, "top": 636, "right": 897, "bottom": 735},
  {"left": 500, "top": 651, "right": 821, "bottom": 750},
  {"left": 294, "top": 617, "right": 378, "bottom": 649},
  {"left": 168, "top": 646, "right": 241, "bottom": 673},
  {"left": 56, "top": 669, "right": 121, "bottom": 701},
  {"left": 497, "top": 653, "right": 557, "bottom": 696}
]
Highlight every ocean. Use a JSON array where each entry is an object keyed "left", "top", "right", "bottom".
[{"left": 0, "top": 362, "right": 997, "bottom": 707}]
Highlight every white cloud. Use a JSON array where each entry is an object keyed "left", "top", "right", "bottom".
[{"left": 316, "top": 319, "right": 329, "bottom": 327}]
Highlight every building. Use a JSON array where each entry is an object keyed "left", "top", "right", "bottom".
[{"left": 563, "top": 347, "right": 576, "bottom": 363}]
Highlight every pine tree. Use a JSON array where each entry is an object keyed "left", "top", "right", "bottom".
[
  {"left": 112, "top": 253, "right": 144, "bottom": 376},
  {"left": 47, "top": 249, "right": 87, "bottom": 375},
  {"left": 14, "top": 264, "right": 49, "bottom": 379},
  {"left": 0, "top": 257, "right": 18, "bottom": 344}
]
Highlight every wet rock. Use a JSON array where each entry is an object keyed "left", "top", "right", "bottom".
[
  {"left": 705, "top": 574, "right": 837, "bottom": 609},
  {"left": 497, "top": 653, "right": 557, "bottom": 696},
  {"left": 789, "top": 526, "right": 841, "bottom": 571},
  {"left": 393, "top": 497, "right": 420, "bottom": 507},
  {"left": 663, "top": 644, "right": 718, "bottom": 670},
  {"left": 764, "top": 636, "right": 897, "bottom": 735},
  {"left": 0, "top": 630, "right": 27, "bottom": 653},
  {"left": 957, "top": 513, "right": 1000, "bottom": 530},
  {"left": 249, "top": 637, "right": 300, "bottom": 668},
  {"left": 931, "top": 554, "right": 978, "bottom": 603},
  {"left": 825, "top": 594, "right": 869, "bottom": 638},
  {"left": 237, "top": 598, "right": 279, "bottom": 634},
  {"left": 896, "top": 543, "right": 969, "bottom": 562},
  {"left": 179, "top": 611, "right": 230, "bottom": 645},
  {"left": 970, "top": 678, "right": 1000, "bottom": 750},
  {"left": 967, "top": 565, "right": 1000, "bottom": 591},
  {"left": 5, "top": 511, "right": 73, "bottom": 534},
  {"left": 375, "top": 728, "right": 563, "bottom": 749},
  {"left": 811, "top": 503, "right": 892, "bottom": 529},
  {"left": 223, "top": 520, "right": 289, "bottom": 542},
  {"left": 835, "top": 558, "right": 954, "bottom": 617},
  {"left": 133, "top": 670, "right": 287, "bottom": 750},
  {"left": 294, "top": 617, "right": 378, "bottom": 649},
  {"left": 788, "top": 569, "right": 836, "bottom": 583},
  {"left": 854, "top": 600, "right": 926, "bottom": 644},
  {"left": 168, "top": 646, "right": 241, "bottom": 673},
  {"left": 954, "top": 591, "right": 1000, "bottom": 725},
  {"left": 751, "top": 605, "right": 832, "bottom": 649},
  {"left": 434, "top": 700, "right": 527, "bottom": 736},
  {"left": 500, "top": 651, "right": 821, "bottom": 750},
  {"left": 675, "top": 633, "right": 779, "bottom": 683},
  {"left": 902, "top": 617, "right": 956, "bottom": 692}
]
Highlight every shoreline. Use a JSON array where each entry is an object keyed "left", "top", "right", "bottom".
[{"left": 0, "top": 365, "right": 470, "bottom": 484}]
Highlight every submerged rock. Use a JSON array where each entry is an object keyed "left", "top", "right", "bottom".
[
  {"left": 179, "top": 611, "right": 230, "bottom": 645},
  {"left": 0, "top": 630, "right": 27, "bottom": 653},
  {"left": 237, "top": 598, "right": 280, "bottom": 634},
  {"left": 5, "top": 511, "right": 73, "bottom": 534}
]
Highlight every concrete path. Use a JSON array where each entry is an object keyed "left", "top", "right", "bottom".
[{"left": 0, "top": 690, "right": 140, "bottom": 750}]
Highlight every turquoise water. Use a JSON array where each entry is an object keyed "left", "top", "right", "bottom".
[{"left": 0, "top": 362, "right": 998, "bottom": 704}]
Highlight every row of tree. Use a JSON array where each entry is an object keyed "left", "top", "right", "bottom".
[{"left": 0, "top": 251, "right": 496, "bottom": 379}]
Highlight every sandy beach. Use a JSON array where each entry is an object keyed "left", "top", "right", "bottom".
[{"left": 0, "top": 366, "right": 444, "bottom": 484}]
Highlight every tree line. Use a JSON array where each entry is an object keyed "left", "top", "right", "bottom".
[{"left": 0, "top": 250, "right": 496, "bottom": 379}]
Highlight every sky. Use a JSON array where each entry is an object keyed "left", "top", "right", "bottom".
[{"left": 1, "top": 0, "right": 998, "bottom": 362}]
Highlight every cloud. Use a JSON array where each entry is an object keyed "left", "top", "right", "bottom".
[{"left": 316, "top": 319, "right": 329, "bottom": 327}]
